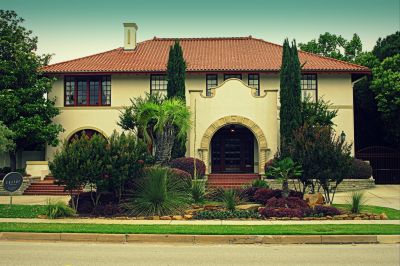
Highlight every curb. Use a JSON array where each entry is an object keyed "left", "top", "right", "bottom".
[{"left": 0, "top": 232, "right": 399, "bottom": 244}]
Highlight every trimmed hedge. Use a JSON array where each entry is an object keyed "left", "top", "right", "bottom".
[
  {"left": 169, "top": 157, "right": 206, "bottom": 178},
  {"left": 350, "top": 159, "right": 373, "bottom": 179}
]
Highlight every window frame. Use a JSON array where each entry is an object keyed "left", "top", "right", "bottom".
[
  {"left": 150, "top": 74, "right": 168, "bottom": 96},
  {"left": 206, "top": 74, "right": 218, "bottom": 96},
  {"left": 248, "top": 73, "right": 260, "bottom": 96},
  {"left": 301, "top": 73, "right": 318, "bottom": 102},
  {"left": 223, "top": 74, "right": 242, "bottom": 80},
  {"left": 64, "top": 75, "right": 111, "bottom": 107}
]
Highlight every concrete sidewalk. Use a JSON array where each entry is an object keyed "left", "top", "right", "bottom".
[
  {"left": 0, "top": 217, "right": 399, "bottom": 225},
  {"left": 333, "top": 185, "right": 400, "bottom": 210}
]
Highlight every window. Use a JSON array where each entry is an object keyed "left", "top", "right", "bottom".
[
  {"left": 64, "top": 76, "right": 111, "bottom": 106},
  {"left": 224, "top": 74, "right": 242, "bottom": 80},
  {"left": 301, "top": 74, "right": 317, "bottom": 102},
  {"left": 248, "top": 74, "right": 260, "bottom": 95},
  {"left": 206, "top": 74, "right": 218, "bottom": 96},
  {"left": 150, "top": 75, "right": 167, "bottom": 96}
]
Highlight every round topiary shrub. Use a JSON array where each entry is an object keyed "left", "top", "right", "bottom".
[
  {"left": 169, "top": 157, "right": 206, "bottom": 178},
  {"left": 169, "top": 168, "right": 192, "bottom": 186},
  {"left": 350, "top": 159, "right": 373, "bottom": 179}
]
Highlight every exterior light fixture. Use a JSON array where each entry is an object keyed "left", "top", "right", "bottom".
[{"left": 340, "top": 131, "right": 346, "bottom": 142}]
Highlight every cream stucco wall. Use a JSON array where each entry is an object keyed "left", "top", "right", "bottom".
[{"left": 45, "top": 72, "right": 355, "bottom": 169}]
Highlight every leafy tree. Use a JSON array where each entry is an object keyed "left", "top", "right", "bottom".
[
  {"left": 0, "top": 121, "right": 15, "bottom": 153},
  {"left": 0, "top": 10, "right": 62, "bottom": 170},
  {"left": 299, "top": 32, "right": 362, "bottom": 62},
  {"left": 119, "top": 94, "right": 190, "bottom": 165},
  {"left": 301, "top": 97, "right": 338, "bottom": 127},
  {"left": 372, "top": 31, "right": 400, "bottom": 61},
  {"left": 265, "top": 157, "right": 302, "bottom": 198},
  {"left": 280, "top": 39, "right": 302, "bottom": 157},
  {"left": 370, "top": 54, "right": 400, "bottom": 147},
  {"left": 290, "top": 125, "right": 353, "bottom": 204}
]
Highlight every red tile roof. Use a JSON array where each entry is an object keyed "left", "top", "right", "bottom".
[{"left": 42, "top": 37, "right": 370, "bottom": 74}]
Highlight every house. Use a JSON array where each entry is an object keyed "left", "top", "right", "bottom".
[{"left": 33, "top": 23, "right": 369, "bottom": 178}]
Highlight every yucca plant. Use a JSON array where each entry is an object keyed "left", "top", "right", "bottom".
[
  {"left": 45, "top": 199, "right": 75, "bottom": 219},
  {"left": 121, "top": 167, "right": 191, "bottom": 216},
  {"left": 220, "top": 189, "right": 240, "bottom": 211},
  {"left": 191, "top": 180, "right": 206, "bottom": 203},
  {"left": 348, "top": 191, "right": 366, "bottom": 214}
]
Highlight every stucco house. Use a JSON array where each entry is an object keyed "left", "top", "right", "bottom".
[{"left": 35, "top": 23, "right": 369, "bottom": 178}]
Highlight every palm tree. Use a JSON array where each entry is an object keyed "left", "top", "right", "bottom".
[{"left": 119, "top": 93, "right": 190, "bottom": 165}]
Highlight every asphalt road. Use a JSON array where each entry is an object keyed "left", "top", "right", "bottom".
[{"left": 0, "top": 242, "right": 399, "bottom": 266}]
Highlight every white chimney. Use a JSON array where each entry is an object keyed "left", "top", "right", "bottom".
[{"left": 123, "top": 23, "right": 138, "bottom": 50}]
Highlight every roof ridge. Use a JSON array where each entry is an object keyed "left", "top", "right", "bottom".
[
  {"left": 249, "top": 37, "right": 368, "bottom": 70},
  {"left": 151, "top": 36, "right": 253, "bottom": 41}
]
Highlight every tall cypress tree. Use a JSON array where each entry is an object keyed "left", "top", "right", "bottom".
[
  {"left": 166, "top": 40, "right": 186, "bottom": 99},
  {"left": 279, "top": 39, "right": 302, "bottom": 157},
  {"left": 166, "top": 40, "right": 187, "bottom": 158}
]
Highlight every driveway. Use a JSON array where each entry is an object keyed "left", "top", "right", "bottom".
[{"left": 333, "top": 185, "right": 400, "bottom": 210}]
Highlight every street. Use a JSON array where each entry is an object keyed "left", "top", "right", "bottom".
[{"left": 0, "top": 241, "right": 399, "bottom": 266}]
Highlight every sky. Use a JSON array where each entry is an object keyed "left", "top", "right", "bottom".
[{"left": 1, "top": 0, "right": 399, "bottom": 63}]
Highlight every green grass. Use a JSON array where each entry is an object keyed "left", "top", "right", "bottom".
[
  {"left": 334, "top": 204, "right": 400, "bottom": 220},
  {"left": 0, "top": 223, "right": 399, "bottom": 235},
  {"left": 0, "top": 204, "right": 46, "bottom": 218}
]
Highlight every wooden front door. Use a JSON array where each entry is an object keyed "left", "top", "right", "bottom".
[{"left": 211, "top": 126, "right": 254, "bottom": 173}]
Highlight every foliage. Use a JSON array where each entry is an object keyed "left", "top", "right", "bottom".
[
  {"left": 301, "top": 96, "right": 338, "bottom": 127},
  {"left": 253, "top": 188, "right": 303, "bottom": 205},
  {"left": 105, "top": 131, "right": 150, "bottom": 202},
  {"left": 348, "top": 191, "right": 366, "bottom": 214},
  {"left": 0, "top": 10, "right": 63, "bottom": 170},
  {"left": 119, "top": 94, "right": 191, "bottom": 165},
  {"left": 251, "top": 179, "right": 269, "bottom": 189},
  {"left": 313, "top": 205, "right": 341, "bottom": 216},
  {"left": 0, "top": 121, "right": 15, "bottom": 153},
  {"left": 166, "top": 40, "right": 186, "bottom": 99},
  {"left": 121, "top": 167, "right": 191, "bottom": 216},
  {"left": 279, "top": 39, "right": 302, "bottom": 157},
  {"left": 195, "top": 210, "right": 260, "bottom": 220},
  {"left": 220, "top": 189, "right": 240, "bottom": 211},
  {"left": 350, "top": 159, "right": 372, "bottom": 179},
  {"left": 290, "top": 124, "right": 353, "bottom": 204},
  {"left": 0, "top": 204, "right": 46, "bottom": 218},
  {"left": 70, "top": 191, "right": 120, "bottom": 215},
  {"left": 370, "top": 54, "right": 400, "bottom": 147},
  {"left": 266, "top": 197, "right": 309, "bottom": 210},
  {"left": 264, "top": 159, "right": 276, "bottom": 174},
  {"left": 169, "top": 168, "right": 192, "bottom": 185},
  {"left": 265, "top": 157, "right": 302, "bottom": 198},
  {"left": 191, "top": 180, "right": 206, "bottom": 203},
  {"left": 169, "top": 157, "right": 206, "bottom": 178},
  {"left": 45, "top": 200, "right": 75, "bottom": 219},
  {"left": 372, "top": 31, "right": 400, "bottom": 61},
  {"left": 259, "top": 207, "right": 305, "bottom": 218},
  {"left": 298, "top": 32, "right": 362, "bottom": 62}
]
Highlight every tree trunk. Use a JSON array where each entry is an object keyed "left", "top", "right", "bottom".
[
  {"left": 282, "top": 179, "right": 289, "bottom": 198},
  {"left": 154, "top": 125, "right": 176, "bottom": 165},
  {"left": 9, "top": 151, "right": 17, "bottom": 171}
]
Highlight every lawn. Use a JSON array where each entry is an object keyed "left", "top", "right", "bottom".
[
  {"left": 0, "top": 204, "right": 46, "bottom": 218},
  {"left": 334, "top": 204, "right": 400, "bottom": 220},
  {"left": 0, "top": 223, "right": 399, "bottom": 235}
]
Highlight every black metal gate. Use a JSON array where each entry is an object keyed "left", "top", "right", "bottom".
[{"left": 356, "top": 146, "right": 400, "bottom": 184}]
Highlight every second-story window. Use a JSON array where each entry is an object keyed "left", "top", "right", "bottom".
[
  {"left": 150, "top": 74, "right": 168, "bottom": 96},
  {"left": 64, "top": 76, "right": 111, "bottom": 106},
  {"left": 224, "top": 74, "right": 242, "bottom": 80},
  {"left": 301, "top": 74, "right": 317, "bottom": 102},
  {"left": 248, "top": 74, "right": 260, "bottom": 96},
  {"left": 206, "top": 74, "right": 218, "bottom": 96}
]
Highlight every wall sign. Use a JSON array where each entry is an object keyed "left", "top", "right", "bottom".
[{"left": 2, "top": 172, "right": 23, "bottom": 192}]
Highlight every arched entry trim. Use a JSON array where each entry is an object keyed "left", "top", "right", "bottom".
[{"left": 66, "top": 126, "right": 108, "bottom": 142}]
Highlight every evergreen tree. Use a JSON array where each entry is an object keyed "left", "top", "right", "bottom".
[
  {"left": 166, "top": 40, "right": 186, "bottom": 99},
  {"left": 279, "top": 39, "right": 302, "bottom": 157}
]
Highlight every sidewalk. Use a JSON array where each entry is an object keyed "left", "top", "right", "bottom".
[{"left": 0, "top": 217, "right": 399, "bottom": 225}]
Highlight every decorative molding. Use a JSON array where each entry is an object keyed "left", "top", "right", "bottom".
[
  {"left": 198, "top": 78, "right": 268, "bottom": 98},
  {"left": 65, "top": 126, "right": 109, "bottom": 141}
]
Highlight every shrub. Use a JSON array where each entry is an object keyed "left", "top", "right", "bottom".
[
  {"left": 169, "top": 168, "right": 192, "bottom": 186},
  {"left": 264, "top": 159, "right": 276, "bottom": 174},
  {"left": 195, "top": 210, "right": 260, "bottom": 220},
  {"left": 254, "top": 189, "right": 282, "bottom": 204},
  {"left": 191, "top": 180, "right": 206, "bottom": 203},
  {"left": 121, "top": 167, "right": 191, "bottom": 216},
  {"left": 350, "top": 159, "right": 372, "bottom": 179},
  {"left": 252, "top": 179, "right": 269, "bottom": 189},
  {"left": 266, "top": 197, "right": 309, "bottom": 210},
  {"left": 348, "top": 191, "right": 366, "bottom": 214},
  {"left": 313, "top": 205, "right": 341, "bottom": 216},
  {"left": 220, "top": 189, "right": 240, "bottom": 211},
  {"left": 70, "top": 191, "right": 119, "bottom": 215},
  {"left": 45, "top": 200, "right": 75, "bottom": 219},
  {"left": 260, "top": 207, "right": 304, "bottom": 218},
  {"left": 169, "top": 157, "right": 206, "bottom": 178},
  {"left": 240, "top": 187, "right": 259, "bottom": 202},
  {"left": 288, "top": 190, "right": 304, "bottom": 199}
]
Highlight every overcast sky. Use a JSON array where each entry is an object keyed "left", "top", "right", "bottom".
[{"left": 1, "top": 0, "right": 399, "bottom": 63}]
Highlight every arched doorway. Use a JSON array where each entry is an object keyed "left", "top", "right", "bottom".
[
  {"left": 211, "top": 125, "right": 257, "bottom": 173},
  {"left": 67, "top": 129, "right": 106, "bottom": 143}
]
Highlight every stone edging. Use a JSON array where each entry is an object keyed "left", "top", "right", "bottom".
[{"left": 0, "top": 232, "right": 398, "bottom": 245}]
